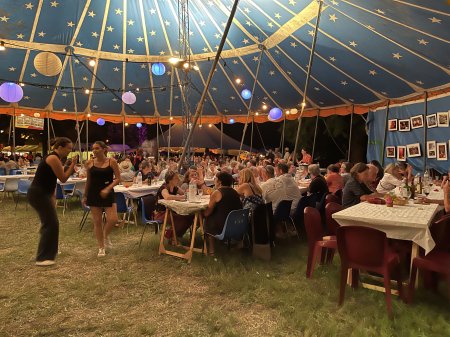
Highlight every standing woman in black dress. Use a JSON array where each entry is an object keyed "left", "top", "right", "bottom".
[
  {"left": 28, "top": 137, "right": 77, "bottom": 266},
  {"left": 83, "top": 141, "right": 121, "bottom": 257}
]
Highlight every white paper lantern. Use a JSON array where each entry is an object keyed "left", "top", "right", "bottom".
[
  {"left": 122, "top": 91, "right": 136, "bottom": 105},
  {"left": 290, "top": 108, "right": 298, "bottom": 115},
  {"left": 34, "top": 52, "right": 62, "bottom": 77}
]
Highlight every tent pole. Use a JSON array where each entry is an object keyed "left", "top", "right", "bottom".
[
  {"left": 381, "top": 100, "right": 391, "bottom": 166},
  {"left": 47, "top": 113, "right": 51, "bottom": 155},
  {"left": 168, "top": 70, "right": 174, "bottom": 161},
  {"left": 67, "top": 48, "right": 82, "bottom": 156},
  {"left": 311, "top": 109, "right": 320, "bottom": 161},
  {"left": 280, "top": 113, "right": 286, "bottom": 152},
  {"left": 12, "top": 107, "right": 16, "bottom": 157},
  {"left": 220, "top": 120, "right": 223, "bottom": 158},
  {"left": 7, "top": 113, "right": 12, "bottom": 150},
  {"left": 86, "top": 113, "right": 89, "bottom": 160},
  {"left": 178, "top": 0, "right": 240, "bottom": 170},
  {"left": 156, "top": 118, "right": 160, "bottom": 162},
  {"left": 292, "top": 0, "right": 323, "bottom": 162},
  {"left": 250, "top": 115, "right": 254, "bottom": 154},
  {"left": 423, "top": 92, "right": 428, "bottom": 173},
  {"left": 122, "top": 115, "right": 126, "bottom": 159},
  {"left": 239, "top": 47, "right": 264, "bottom": 160},
  {"left": 347, "top": 105, "right": 354, "bottom": 162}
]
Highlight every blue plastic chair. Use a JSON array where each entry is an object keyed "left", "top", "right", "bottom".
[
  {"left": 115, "top": 192, "right": 136, "bottom": 232},
  {"left": 10, "top": 169, "right": 22, "bottom": 175},
  {"left": 206, "top": 209, "right": 250, "bottom": 250},
  {"left": 138, "top": 195, "right": 162, "bottom": 247},
  {"left": 274, "top": 200, "right": 299, "bottom": 240},
  {"left": 56, "top": 184, "right": 72, "bottom": 215},
  {"left": 75, "top": 190, "right": 91, "bottom": 231},
  {"left": 14, "top": 179, "right": 31, "bottom": 210}
]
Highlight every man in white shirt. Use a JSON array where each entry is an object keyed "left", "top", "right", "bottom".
[
  {"left": 264, "top": 163, "right": 301, "bottom": 214},
  {"left": 260, "top": 165, "right": 277, "bottom": 199}
]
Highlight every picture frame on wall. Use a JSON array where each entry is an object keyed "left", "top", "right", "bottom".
[
  {"left": 410, "top": 115, "right": 424, "bottom": 129},
  {"left": 437, "top": 142, "right": 447, "bottom": 161},
  {"left": 426, "top": 141, "right": 436, "bottom": 159},
  {"left": 386, "top": 146, "right": 395, "bottom": 158},
  {"left": 407, "top": 143, "right": 421, "bottom": 158},
  {"left": 388, "top": 119, "right": 397, "bottom": 131},
  {"left": 397, "top": 146, "right": 406, "bottom": 161},
  {"left": 426, "top": 114, "right": 437, "bottom": 128},
  {"left": 437, "top": 112, "right": 449, "bottom": 127},
  {"left": 398, "top": 119, "right": 410, "bottom": 131}
]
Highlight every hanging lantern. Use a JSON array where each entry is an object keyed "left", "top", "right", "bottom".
[
  {"left": 34, "top": 52, "right": 62, "bottom": 77},
  {"left": 122, "top": 91, "right": 136, "bottom": 105},
  {"left": 136, "top": 122, "right": 142, "bottom": 128},
  {"left": 151, "top": 63, "right": 166, "bottom": 76},
  {"left": 97, "top": 118, "right": 105, "bottom": 126},
  {"left": 0, "top": 82, "right": 24, "bottom": 103},
  {"left": 269, "top": 107, "right": 282, "bottom": 121},
  {"left": 229, "top": 118, "right": 235, "bottom": 124},
  {"left": 241, "top": 89, "right": 252, "bottom": 100}
]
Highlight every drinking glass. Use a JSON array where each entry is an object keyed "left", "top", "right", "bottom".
[{"left": 198, "top": 189, "right": 203, "bottom": 197}]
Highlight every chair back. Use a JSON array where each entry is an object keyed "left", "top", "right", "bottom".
[
  {"left": 326, "top": 194, "right": 341, "bottom": 205},
  {"left": 325, "top": 202, "right": 343, "bottom": 236},
  {"left": 337, "top": 226, "right": 387, "bottom": 269},
  {"left": 251, "top": 202, "right": 273, "bottom": 244},
  {"left": 293, "top": 193, "right": 318, "bottom": 224},
  {"left": 316, "top": 192, "right": 328, "bottom": 214},
  {"left": 0, "top": 168, "right": 6, "bottom": 175},
  {"left": 17, "top": 179, "right": 31, "bottom": 194},
  {"left": 141, "top": 194, "right": 158, "bottom": 222},
  {"left": 11, "top": 169, "right": 22, "bottom": 175},
  {"left": 115, "top": 192, "right": 128, "bottom": 213},
  {"left": 63, "top": 183, "right": 76, "bottom": 194},
  {"left": 56, "top": 184, "right": 64, "bottom": 200},
  {"left": 334, "top": 189, "right": 343, "bottom": 202},
  {"left": 304, "top": 207, "right": 324, "bottom": 249},
  {"left": 217, "top": 208, "right": 250, "bottom": 241},
  {"left": 273, "top": 200, "right": 293, "bottom": 222},
  {"left": 431, "top": 214, "right": 450, "bottom": 252},
  {"left": 4, "top": 178, "right": 19, "bottom": 192},
  {"left": 75, "top": 189, "right": 90, "bottom": 212}
]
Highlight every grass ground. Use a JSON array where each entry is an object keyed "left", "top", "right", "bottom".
[{"left": 0, "top": 197, "right": 449, "bottom": 337}]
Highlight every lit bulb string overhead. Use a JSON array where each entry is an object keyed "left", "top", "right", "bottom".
[{"left": 292, "top": 0, "right": 324, "bottom": 162}]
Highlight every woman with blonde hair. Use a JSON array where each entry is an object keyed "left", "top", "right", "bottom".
[
  {"left": 376, "top": 163, "right": 404, "bottom": 194},
  {"left": 236, "top": 168, "right": 264, "bottom": 213}
]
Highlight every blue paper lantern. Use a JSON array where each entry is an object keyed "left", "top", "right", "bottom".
[
  {"left": 136, "top": 122, "right": 142, "bottom": 128},
  {"left": 151, "top": 63, "right": 166, "bottom": 76},
  {"left": 96, "top": 118, "right": 105, "bottom": 126},
  {"left": 229, "top": 118, "right": 235, "bottom": 124},
  {"left": 0, "top": 82, "right": 23, "bottom": 103},
  {"left": 241, "top": 89, "right": 252, "bottom": 100},
  {"left": 269, "top": 107, "right": 282, "bottom": 121}
]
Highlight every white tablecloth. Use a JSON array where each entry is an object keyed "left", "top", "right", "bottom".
[
  {"left": 114, "top": 183, "right": 162, "bottom": 199},
  {"left": 427, "top": 187, "right": 444, "bottom": 201},
  {"left": 332, "top": 202, "right": 440, "bottom": 254},
  {"left": 158, "top": 196, "right": 210, "bottom": 215},
  {"left": 0, "top": 174, "right": 35, "bottom": 182},
  {"left": 204, "top": 178, "right": 215, "bottom": 186}
]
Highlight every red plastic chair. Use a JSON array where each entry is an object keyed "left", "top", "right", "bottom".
[
  {"left": 304, "top": 207, "right": 337, "bottom": 278},
  {"left": 325, "top": 194, "right": 341, "bottom": 205},
  {"left": 337, "top": 226, "right": 403, "bottom": 316},
  {"left": 408, "top": 215, "right": 450, "bottom": 302},
  {"left": 325, "top": 202, "right": 343, "bottom": 236}
]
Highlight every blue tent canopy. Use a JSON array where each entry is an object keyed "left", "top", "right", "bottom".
[{"left": 0, "top": 0, "right": 448, "bottom": 122}]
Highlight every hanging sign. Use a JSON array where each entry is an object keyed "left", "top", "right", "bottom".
[{"left": 15, "top": 115, "right": 45, "bottom": 130}]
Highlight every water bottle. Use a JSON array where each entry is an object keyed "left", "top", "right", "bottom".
[
  {"left": 137, "top": 172, "right": 143, "bottom": 186},
  {"left": 423, "top": 168, "right": 430, "bottom": 186},
  {"left": 188, "top": 182, "right": 197, "bottom": 202}
]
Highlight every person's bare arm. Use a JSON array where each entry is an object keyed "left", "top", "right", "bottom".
[
  {"left": 203, "top": 190, "right": 221, "bottom": 217},
  {"left": 443, "top": 181, "right": 449, "bottom": 213},
  {"left": 161, "top": 188, "right": 185, "bottom": 201},
  {"left": 82, "top": 161, "right": 92, "bottom": 205},
  {"left": 46, "top": 155, "right": 77, "bottom": 183},
  {"left": 360, "top": 192, "right": 384, "bottom": 202}
]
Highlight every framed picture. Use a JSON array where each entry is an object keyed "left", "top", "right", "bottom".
[
  {"left": 437, "top": 112, "right": 449, "bottom": 127},
  {"left": 410, "top": 115, "right": 423, "bottom": 129},
  {"left": 407, "top": 143, "right": 421, "bottom": 157},
  {"left": 437, "top": 142, "right": 447, "bottom": 161},
  {"left": 427, "top": 141, "right": 436, "bottom": 159},
  {"left": 388, "top": 119, "right": 397, "bottom": 131},
  {"left": 426, "top": 114, "right": 437, "bottom": 128},
  {"left": 386, "top": 146, "right": 396, "bottom": 158},
  {"left": 397, "top": 146, "right": 406, "bottom": 161},
  {"left": 398, "top": 119, "right": 410, "bottom": 132}
]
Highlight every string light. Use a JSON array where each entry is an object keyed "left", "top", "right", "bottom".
[
  {"left": 169, "top": 116, "right": 173, "bottom": 120},
  {"left": 301, "top": 101, "right": 306, "bottom": 107},
  {"left": 89, "top": 59, "right": 96, "bottom": 67},
  {"left": 63, "top": 108, "right": 67, "bottom": 112},
  {"left": 183, "top": 62, "right": 190, "bottom": 69},
  {"left": 262, "top": 104, "right": 268, "bottom": 110},
  {"left": 169, "top": 57, "right": 181, "bottom": 65},
  {"left": 235, "top": 78, "right": 241, "bottom": 84},
  {"left": 208, "top": 123, "right": 212, "bottom": 127},
  {"left": 19, "top": 83, "right": 25, "bottom": 87},
  {"left": 0, "top": 41, "right": 5, "bottom": 51},
  {"left": 84, "top": 89, "right": 90, "bottom": 94}
]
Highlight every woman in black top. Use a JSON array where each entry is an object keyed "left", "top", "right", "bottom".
[
  {"left": 83, "top": 141, "right": 121, "bottom": 257},
  {"left": 28, "top": 137, "right": 77, "bottom": 266},
  {"left": 203, "top": 172, "right": 242, "bottom": 255}
]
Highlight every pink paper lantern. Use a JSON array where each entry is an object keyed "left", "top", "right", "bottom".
[
  {"left": 0, "top": 82, "right": 24, "bottom": 103},
  {"left": 122, "top": 91, "right": 136, "bottom": 105}
]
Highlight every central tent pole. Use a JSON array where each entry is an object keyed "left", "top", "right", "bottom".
[
  {"left": 239, "top": 47, "right": 264, "bottom": 160},
  {"left": 381, "top": 100, "right": 391, "bottom": 166},
  {"left": 156, "top": 117, "right": 160, "bottom": 162},
  {"left": 67, "top": 47, "right": 82, "bottom": 156},
  {"left": 280, "top": 113, "right": 286, "bottom": 152},
  {"left": 122, "top": 115, "right": 126, "bottom": 158},
  {"left": 250, "top": 115, "right": 254, "bottom": 154},
  {"left": 12, "top": 107, "right": 16, "bottom": 157},
  {"left": 86, "top": 113, "right": 89, "bottom": 160},
  {"left": 311, "top": 109, "right": 320, "bottom": 161},
  {"left": 178, "top": 0, "right": 240, "bottom": 170},
  {"left": 347, "top": 105, "right": 354, "bottom": 162},
  {"left": 292, "top": 0, "right": 323, "bottom": 162},
  {"left": 220, "top": 120, "right": 223, "bottom": 158}
]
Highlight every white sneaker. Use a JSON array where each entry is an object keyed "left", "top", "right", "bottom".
[
  {"left": 97, "top": 248, "right": 106, "bottom": 257},
  {"left": 104, "top": 237, "right": 113, "bottom": 249},
  {"left": 36, "top": 260, "right": 56, "bottom": 266}
]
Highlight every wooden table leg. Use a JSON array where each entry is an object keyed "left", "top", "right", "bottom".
[
  {"left": 169, "top": 211, "right": 178, "bottom": 246},
  {"left": 187, "top": 213, "right": 198, "bottom": 263},
  {"left": 410, "top": 242, "right": 420, "bottom": 289},
  {"left": 158, "top": 209, "right": 169, "bottom": 255},
  {"left": 199, "top": 215, "right": 207, "bottom": 255}
]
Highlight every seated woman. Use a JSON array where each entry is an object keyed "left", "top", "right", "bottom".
[
  {"left": 376, "top": 163, "right": 404, "bottom": 194},
  {"left": 180, "top": 167, "right": 207, "bottom": 194},
  {"left": 154, "top": 171, "right": 193, "bottom": 241},
  {"left": 325, "top": 164, "right": 344, "bottom": 194},
  {"left": 135, "top": 160, "right": 155, "bottom": 182},
  {"left": 342, "top": 162, "right": 381, "bottom": 208},
  {"left": 203, "top": 172, "right": 242, "bottom": 255},
  {"left": 236, "top": 168, "right": 264, "bottom": 214}
]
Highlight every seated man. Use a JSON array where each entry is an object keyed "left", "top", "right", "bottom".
[
  {"left": 264, "top": 163, "right": 301, "bottom": 214},
  {"left": 308, "top": 164, "right": 329, "bottom": 197},
  {"left": 260, "top": 165, "right": 277, "bottom": 198},
  {"left": 342, "top": 162, "right": 382, "bottom": 208}
]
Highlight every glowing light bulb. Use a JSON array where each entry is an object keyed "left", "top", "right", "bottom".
[
  {"left": 84, "top": 89, "right": 90, "bottom": 94},
  {"left": 235, "top": 78, "right": 241, "bottom": 84},
  {"left": 89, "top": 59, "right": 96, "bottom": 67},
  {"left": 262, "top": 104, "right": 268, "bottom": 110}
]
